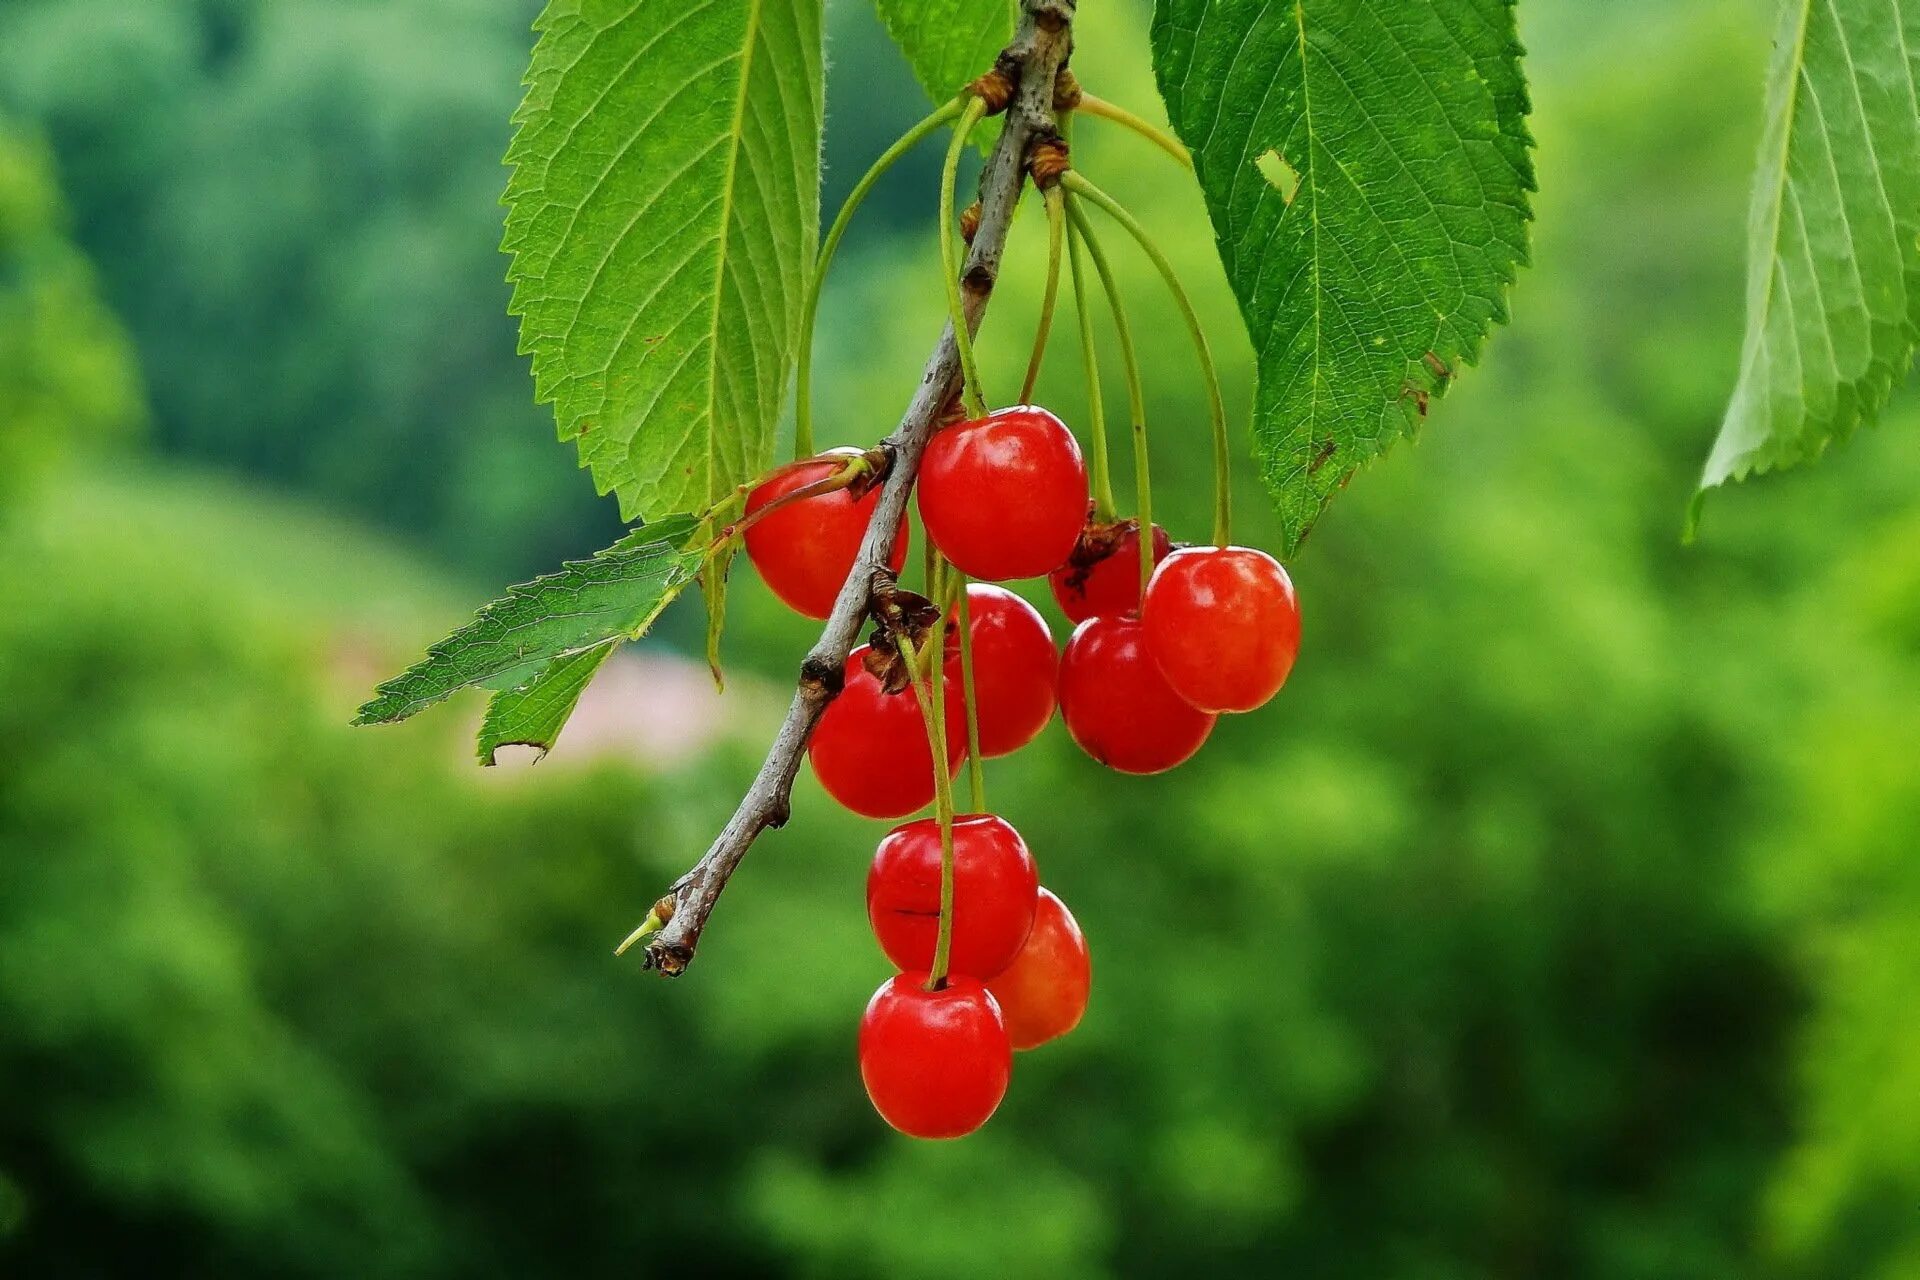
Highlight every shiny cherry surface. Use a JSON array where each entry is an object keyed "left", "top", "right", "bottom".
[
  {"left": 986, "top": 887, "right": 1091, "bottom": 1050},
  {"left": 1048, "top": 519, "right": 1171, "bottom": 623},
  {"left": 808, "top": 648, "right": 964, "bottom": 819},
  {"left": 1058, "top": 615, "right": 1215, "bottom": 774},
  {"left": 867, "top": 814, "right": 1039, "bottom": 980},
  {"left": 916, "top": 407, "right": 1088, "bottom": 581},
  {"left": 744, "top": 448, "right": 908, "bottom": 619},
  {"left": 944, "top": 584, "right": 1057, "bottom": 757},
  {"left": 858, "top": 973, "right": 1011, "bottom": 1139},
  {"left": 1143, "top": 546, "right": 1300, "bottom": 713}
]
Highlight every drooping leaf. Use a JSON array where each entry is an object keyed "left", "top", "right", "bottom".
[
  {"left": 1693, "top": 0, "right": 1920, "bottom": 524},
  {"left": 875, "top": 0, "right": 1013, "bottom": 107},
  {"left": 503, "top": 0, "right": 825, "bottom": 523},
  {"left": 476, "top": 645, "right": 615, "bottom": 764},
  {"left": 1149, "top": 0, "right": 1533, "bottom": 553},
  {"left": 355, "top": 515, "right": 704, "bottom": 726},
  {"left": 700, "top": 544, "right": 735, "bottom": 693}
]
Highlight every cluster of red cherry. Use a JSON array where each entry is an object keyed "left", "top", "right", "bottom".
[{"left": 743, "top": 404, "right": 1300, "bottom": 1138}]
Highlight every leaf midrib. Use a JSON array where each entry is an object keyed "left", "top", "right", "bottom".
[
  {"left": 1753, "top": 0, "right": 1815, "bottom": 401},
  {"left": 703, "top": 0, "right": 765, "bottom": 507},
  {"left": 1293, "top": 0, "right": 1325, "bottom": 440}
]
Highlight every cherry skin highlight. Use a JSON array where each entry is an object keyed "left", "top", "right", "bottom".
[
  {"left": 808, "top": 648, "right": 964, "bottom": 819},
  {"left": 1048, "top": 518, "right": 1172, "bottom": 623},
  {"left": 858, "top": 973, "right": 1011, "bottom": 1139},
  {"left": 868, "top": 814, "right": 1039, "bottom": 980},
  {"left": 1143, "top": 546, "right": 1301, "bottom": 714},
  {"left": 1058, "top": 615, "right": 1215, "bottom": 774},
  {"left": 917, "top": 407, "right": 1088, "bottom": 581},
  {"left": 987, "top": 887, "right": 1091, "bottom": 1050},
  {"left": 744, "top": 447, "right": 909, "bottom": 620},
  {"left": 944, "top": 584, "right": 1057, "bottom": 757}
]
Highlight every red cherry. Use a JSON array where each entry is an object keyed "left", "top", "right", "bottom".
[
  {"left": 809, "top": 648, "right": 964, "bottom": 819},
  {"left": 943, "top": 584, "right": 1057, "bottom": 757},
  {"left": 1058, "top": 615, "right": 1215, "bottom": 774},
  {"left": 1048, "top": 518, "right": 1172, "bottom": 623},
  {"left": 859, "top": 973, "right": 1011, "bottom": 1139},
  {"left": 744, "top": 448, "right": 909, "bottom": 620},
  {"left": 987, "top": 887, "right": 1091, "bottom": 1050},
  {"left": 868, "top": 814, "right": 1039, "bottom": 980},
  {"left": 917, "top": 407, "right": 1088, "bottom": 581},
  {"left": 1143, "top": 546, "right": 1301, "bottom": 713}
]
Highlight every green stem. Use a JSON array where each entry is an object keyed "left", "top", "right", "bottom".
[
  {"left": 896, "top": 598, "right": 958, "bottom": 991},
  {"left": 1019, "top": 184, "right": 1067, "bottom": 405},
  {"left": 1062, "top": 171, "right": 1232, "bottom": 547},
  {"left": 1074, "top": 92, "right": 1194, "bottom": 169},
  {"left": 952, "top": 574, "right": 986, "bottom": 812},
  {"left": 940, "top": 96, "right": 991, "bottom": 418},
  {"left": 795, "top": 96, "right": 966, "bottom": 459},
  {"left": 720, "top": 453, "right": 868, "bottom": 548},
  {"left": 1065, "top": 197, "right": 1153, "bottom": 608},
  {"left": 1065, "top": 214, "right": 1117, "bottom": 522}
]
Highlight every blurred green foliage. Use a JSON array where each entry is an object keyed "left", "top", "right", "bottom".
[
  {"left": 2, "top": 1, "right": 1919, "bottom": 1278},
  {"left": 0, "top": 120, "right": 142, "bottom": 496}
]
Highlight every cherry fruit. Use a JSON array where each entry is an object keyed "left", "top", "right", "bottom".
[
  {"left": 944, "top": 584, "right": 1057, "bottom": 757},
  {"left": 917, "top": 407, "right": 1088, "bottom": 581},
  {"left": 868, "top": 814, "right": 1039, "bottom": 980},
  {"left": 1048, "top": 518, "right": 1172, "bottom": 623},
  {"left": 1144, "top": 546, "right": 1301, "bottom": 714},
  {"left": 986, "top": 887, "right": 1090, "bottom": 1050},
  {"left": 859, "top": 973, "right": 1011, "bottom": 1139},
  {"left": 809, "top": 648, "right": 964, "bottom": 819},
  {"left": 744, "top": 448, "right": 908, "bottom": 620},
  {"left": 1058, "top": 615, "right": 1215, "bottom": 774}
]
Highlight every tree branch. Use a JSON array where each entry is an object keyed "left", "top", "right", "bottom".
[{"left": 631, "top": 0, "right": 1077, "bottom": 976}]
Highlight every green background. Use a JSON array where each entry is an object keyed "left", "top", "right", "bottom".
[{"left": 3, "top": 0, "right": 1919, "bottom": 1276}]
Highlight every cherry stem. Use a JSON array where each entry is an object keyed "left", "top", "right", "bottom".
[
  {"left": 796, "top": 96, "right": 966, "bottom": 459},
  {"left": 1064, "top": 185, "right": 1117, "bottom": 518},
  {"left": 1061, "top": 171, "right": 1231, "bottom": 548},
  {"left": 950, "top": 574, "right": 987, "bottom": 812},
  {"left": 1073, "top": 92, "right": 1194, "bottom": 170},
  {"left": 940, "top": 96, "right": 991, "bottom": 420},
  {"left": 1064, "top": 196, "right": 1153, "bottom": 608},
  {"left": 713, "top": 453, "right": 870, "bottom": 551},
  {"left": 1019, "top": 184, "right": 1067, "bottom": 406},
  {"left": 894, "top": 591, "right": 958, "bottom": 992}
]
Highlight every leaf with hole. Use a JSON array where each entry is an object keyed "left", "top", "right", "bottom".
[
  {"left": 503, "top": 0, "right": 825, "bottom": 522},
  {"left": 1150, "top": 0, "right": 1534, "bottom": 553},
  {"left": 1692, "top": 0, "right": 1920, "bottom": 527}
]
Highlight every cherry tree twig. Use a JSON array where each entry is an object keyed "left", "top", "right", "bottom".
[{"left": 627, "top": 0, "right": 1077, "bottom": 976}]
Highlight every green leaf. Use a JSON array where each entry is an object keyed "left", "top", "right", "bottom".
[
  {"left": 355, "top": 515, "right": 704, "bottom": 726},
  {"left": 700, "top": 544, "right": 735, "bottom": 693},
  {"left": 503, "top": 0, "right": 825, "bottom": 522},
  {"left": 1693, "top": 0, "right": 1920, "bottom": 522},
  {"left": 476, "top": 646, "right": 615, "bottom": 765},
  {"left": 875, "top": 0, "right": 1013, "bottom": 106},
  {"left": 1149, "top": 0, "right": 1534, "bottom": 553}
]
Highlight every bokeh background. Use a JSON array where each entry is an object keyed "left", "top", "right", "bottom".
[{"left": 4, "top": 0, "right": 1919, "bottom": 1275}]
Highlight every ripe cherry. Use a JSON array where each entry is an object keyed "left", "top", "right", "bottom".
[
  {"left": 859, "top": 973, "right": 1011, "bottom": 1139},
  {"left": 809, "top": 648, "right": 964, "bottom": 819},
  {"left": 1048, "top": 517, "right": 1172, "bottom": 623},
  {"left": 744, "top": 448, "right": 909, "bottom": 620},
  {"left": 868, "top": 814, "right": 1039, "bottom": 980},
  {"left": 917, "top": 407, "right": 1088, "bottom": 581},
  {"left": 1058, "top": 615, "right": 1215, "bottom": 774},
  {"left": 1143, "top": 546, "right": 1301, "bottom": 713},
  {"left": 986, "top": 887, "right": 1091, "bottom": 1050},
  {"left": 944, "top": 584, "right": 1057, "bottom": 757}
]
